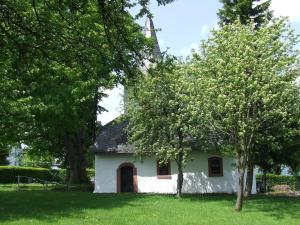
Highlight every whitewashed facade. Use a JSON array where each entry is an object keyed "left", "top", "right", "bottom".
[{"left": 94, "top": 151, "right": 256, "bottom": 194}]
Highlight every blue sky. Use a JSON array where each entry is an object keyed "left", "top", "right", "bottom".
[
  {"left": 143, "top": 0, "right": 222, "bottom": 56},
  {"left": 98, "top": 0, "right": 300, "bottom": 125}
]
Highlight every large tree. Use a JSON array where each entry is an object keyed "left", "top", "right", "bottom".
[
  {"left": 189, "top": 19, "right": 300, "bottom": 211},
  {"left": 218, "top": 0, "right": 272, "bottom": 27},
  {"left": 218, "top": 0, "right": 273, "bottom": 197},
  {"left": 0, "top": 0, "right": 173, "bottom": 183}
]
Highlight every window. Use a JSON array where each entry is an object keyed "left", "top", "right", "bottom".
[
  {"left": 208, "top": 157, "right": 223, "bottom": 177},
  {"left": 157, "top": 160, "right": 171, "bottom": 179}
]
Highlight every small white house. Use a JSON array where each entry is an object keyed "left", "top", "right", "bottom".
[
  {"left": 91, "top": 17, "right": 256, "bottom": 194},
  {"left": 92, "top": 120, "right": 256, "bottom": 194}
]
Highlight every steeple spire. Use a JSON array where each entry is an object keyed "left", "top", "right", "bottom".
[
  {"left": 143, "top": 17, "right": 162, "bottom": 67},
  {"left": 124, "top": 17, "right": 162, "bottom": 112}
]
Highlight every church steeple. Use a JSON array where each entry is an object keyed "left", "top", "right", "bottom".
[
  {"left": 143, "top": 17, "right": 162, "bottom": 68},
  {"left": 124, "top": 17, "right": 162, "bottom": 112}
]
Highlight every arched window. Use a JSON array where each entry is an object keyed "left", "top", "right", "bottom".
[
  {"left": 208, "top": 157, "right": 223, "bottom": 177},
  {"left": 157, "top": 160, "right": 171, "bottom": 179}
]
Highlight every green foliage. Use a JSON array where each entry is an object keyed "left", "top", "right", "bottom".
[
  {"left": 0, "top": 150, "right": 9, "bottom": 166},
  {"left": 0, "top": 0, "right": 157, "bottom": 182},
  {"left": 0, "top": 0, "right": 175, "bottom": 183},
  {"left": 218, "top": 0, "right": 272, "bottom": 27},
  {"left": 127, "top": 57, "right": 195, "bottom": 197},
  {"left": 256, "top": 174, "right": 298, "bottom": 191},
  {"left": 49, "top": 169, "right": 66, "bottom": 183},
  {"left": 186, "top": 18, "right": 300, "bottom": 210},
  {"left": 127, "top": 58, "right": 192, "bottom": 164},
  {"left": 20, "top": 151, "right": 54, "bottom": 168},
  {"left": 270, "top": 137, "right": 300, "bottom": 174},
  {"left": 0, "top": 166, "right": 53, "bottom": 183},
  {"left": 53, "top": 168, "right": 95, "bottom": 183},
  {"left": 190, "top": 18, "right": 300, "bottom": 156},
  {"left": 132, "top": 0, "right": 175, "bottom": 18},
  {"left": 87, "top": 168, "right": 95, "bottom": 179}
]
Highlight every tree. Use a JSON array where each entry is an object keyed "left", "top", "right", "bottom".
[
  {"left": 280, "top": 138, "right": 300, "bottom": 174},
  {"left": 250, "top": 112, "right": 300, "bottom": 191},
  {"left": 127, "top": 59, "right": 194, "bottom": 198},
  {"left": 20, "top": 150, "right": 54, "bottom": 169},
  {"left": 189, "top": 19, "right": 300, "bottom": 211},
  {"left": 0, "top": 0, "right": 174, "bottom": 183},
  {"left": 218, "top": 0, "right": 272, "bottom": 27},
  {"left": 218, "top": 0, "right": 279, "bottom": 197}
]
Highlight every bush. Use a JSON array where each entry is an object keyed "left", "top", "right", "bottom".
[
  {"left": 87, "top": 168, "right": 95, "bottom": 179},
  {"left": 52, "top": 168, "right": 95, "bottom": 183},
  {"left": 49, "top": 169, "right": 66, "bottom": 183},
  {"left": 256, "top": 174, "right": 297, "bottom": 191},
  {"left": 0, "top": 166, "right": 53, "bottom": 183}
]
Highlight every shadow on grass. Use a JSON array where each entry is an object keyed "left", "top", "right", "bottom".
[
  {"left": 244, "top": 195, "right": 300, "bottom": 220},
  {"left": 0, "top": 190, "right": 147, "bottom": 223},
  {"left": 183, "top": 193, "right": 300, "bottom": 220},
  {"left": 0, "top": 189, "right": 299, "bottom": 223}
]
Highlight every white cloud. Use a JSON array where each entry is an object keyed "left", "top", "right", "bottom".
[
  {"left": 97, "top": 86, "right": 124, "bottom": 125},
  {"left": 271, "top": 0, "right": 300, "bottom": 22}
]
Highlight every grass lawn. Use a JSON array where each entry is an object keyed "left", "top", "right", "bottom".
[{"left": 0, "top": 184, "right": 299, "bottom": 225}]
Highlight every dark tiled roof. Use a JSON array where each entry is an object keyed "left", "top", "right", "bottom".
[
  {"left": 91, "top": 118, "right": 134, "bottom": 154},
  {"left": 91, "top": 117, "right": 210, "bottom": 154}
]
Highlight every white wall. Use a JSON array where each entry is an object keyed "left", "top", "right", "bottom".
[{"left": 94, "top": 152, "right": 256, "bottom": 194}]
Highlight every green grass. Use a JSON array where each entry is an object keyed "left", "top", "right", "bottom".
[{"left": 0, "top": 184, "right": 299, "bottom": 225}]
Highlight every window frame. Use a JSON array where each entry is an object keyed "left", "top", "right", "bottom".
[
  {"left": 208, "top": 157, "right": 223, "bottom": 177},
  {"left": 156, "top": 160, "right": 171, "bottom": 179}
]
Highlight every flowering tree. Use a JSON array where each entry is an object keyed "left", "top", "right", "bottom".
[
  {"left": 127, "top": 59, "right": 194, "bottom": 198},
  {"left": 189, "top": 19, "right": 300, "bottom": 211}
]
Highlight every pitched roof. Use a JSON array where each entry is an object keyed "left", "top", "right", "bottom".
[{"left": 91, "top": 118, "right": 134, "bottom": 154}]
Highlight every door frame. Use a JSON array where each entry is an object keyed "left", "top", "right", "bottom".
[{"left": 117, "top": 162, "right": 138, "bottom": 193}]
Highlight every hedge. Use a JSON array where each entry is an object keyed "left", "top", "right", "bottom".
[
  {"left": 256, "top": 174, "right": 297, "bottom": 191},
  {"left": 0, "top": 166, "right": 53, "bottom": 183},
  {"left": 0, "top": 166, "right": 95, "bottom": 184}
]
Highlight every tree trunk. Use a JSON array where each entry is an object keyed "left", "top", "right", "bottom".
[
  {"left": 235, "top": 168, "right": 245, "bottom": 211},
  {"left": 176, "top": 160, "right": 183, "bottom": 198},
  {"left": 274, "top": 164, "right": 281, "bottom": 175},
  {"left": 67, "top": 148, "right": 89, "bottom": 184},
  {"left": 176, "top": 132, "right": 184, "bottom": 198},
  {"left": 65, "top": 132, "right": 89, "bottom": 184},
  {"left": 244, "top": 162, "right": 254, "bottom": 197},
  {"left": 235, "top": 153, "right": 246, "bottom": 212}
]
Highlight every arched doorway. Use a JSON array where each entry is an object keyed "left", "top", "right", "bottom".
[{"left": 117, "top": 163, "right": 138, "bottom": 193}]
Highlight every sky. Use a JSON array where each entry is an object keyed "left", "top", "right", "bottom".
[{"left": 98, "top": 0, "right": 300, "bottom": 125}]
